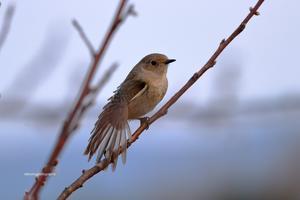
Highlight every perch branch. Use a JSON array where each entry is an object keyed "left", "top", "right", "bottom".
[
  {"left": 57, "top": 0, "right": 265, "bottom": 199},
  {"left": 24, "top": 0, "right": 136, "bottom": 199}
]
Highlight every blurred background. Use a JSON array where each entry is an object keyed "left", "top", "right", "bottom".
[{"left": 1, "top": 0, "right": 300, "bottom": 199}]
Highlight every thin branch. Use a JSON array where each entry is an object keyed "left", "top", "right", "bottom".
[
  {"left": 91, "top": 62, "right": 119, "bottom": 95},
  {"left": 0, "top": 4, "right": 15, "bottom": 53},
  {"left": 121, "top": 4, "right": 137, "bottom": 22},
  {"left": 57, "top": 0, "right": 265, "bottom": 199},
  {"left": 72, "top": 19, "right": 96, "bottom": 56},
  {"left": 24, "top": 1, "right": 136, "bottom": 200},
  {"left": 72, "top": 63, "right": 119, "bottom": 125}
]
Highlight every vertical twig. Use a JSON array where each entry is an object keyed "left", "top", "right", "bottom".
[
  {"left": 0, "top": 4, "right": 15, "bottom": 53},
  {"left": 57, "top": 0, "right": 265, "bottom": 199},
  {"left": 24, "top": 1, "right": 136, "bottom": 199}
]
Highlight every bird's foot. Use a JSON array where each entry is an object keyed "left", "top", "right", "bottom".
[{"left": 138, "top": 117, "right": 150, "bottom": 130}]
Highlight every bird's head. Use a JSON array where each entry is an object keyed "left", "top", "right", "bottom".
[{"left": 140, "top": 53, "right": 176, "bottom": 75}]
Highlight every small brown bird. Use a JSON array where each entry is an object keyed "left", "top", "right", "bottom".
[{"left": 84, "top": 53, "right": 175, "bottom": 167}]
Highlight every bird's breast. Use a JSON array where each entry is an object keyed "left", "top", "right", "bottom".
[
  {"left": 147, "top": 77, "right": 168, "bottom": 102},
  {"left": 127, "top": 77, "right": 168, "bottom": 119}
]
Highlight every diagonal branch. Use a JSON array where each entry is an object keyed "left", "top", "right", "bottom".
[
  {"left": 56, "top": 0, "right": 265, "bottom": 199},
  {"left": 90, "top": 62, "right": 119, "bottom": 96},
  {"left": 72, "top": 63, "right": 119, "bottom": 126},
  {"left": 72, "top": 19, "right": 96, "bottom": 56},
  {"left": 0, "top": 4, "right": 15, "bottom": 53},
  {"left": 24, "top": 1, "right": 136, "bottom": 200}
]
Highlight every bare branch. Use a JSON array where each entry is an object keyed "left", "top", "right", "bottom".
[
  {"left": 24, "top": 0, "right": 134, "bottom": 199},
  {"left": 121, "top": 4, "right": 137, "bottom": 22},
  {"left": 57, "top": 0, "right": 265, "bottom": 199},
  {"left": 91, "top": 62, "right": 119, "bottom": 95},
  {"left": 0, "top": 4, "right": 15, "bottom": 53},
  {"left": 72, "top": 19, "right": 96, "bottom": 56},
  {"left": 72, "top": 63, "right": 119, "bottom": 126}
]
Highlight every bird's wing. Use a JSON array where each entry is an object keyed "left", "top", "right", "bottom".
[
  {"left": 119, "top": 79, "right": 148, "bottom": 103},
  {"left": 130, "top": 84, "right": 148, "bottom": 102},
  {"left": 84, "top": 79, "right": 147, "bottom": 169}
]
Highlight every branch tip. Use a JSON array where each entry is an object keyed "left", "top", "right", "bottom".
[
  {"left": 119, "top": 4, "right": 137, "bottom": 23},
  {"left": 127, "top": 4, "right": 138, "bottom": 17},
  {"left": 72, "top": 19, "right": 96, "bottom": 56}
]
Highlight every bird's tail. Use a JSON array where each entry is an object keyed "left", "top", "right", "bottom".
[{"left": 84, "top": 96, "right": 131, "bottom": 169}]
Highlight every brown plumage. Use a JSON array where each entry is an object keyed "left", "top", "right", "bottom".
[{"left": 84, "top": 53, "right": 176, "bottom": 168}]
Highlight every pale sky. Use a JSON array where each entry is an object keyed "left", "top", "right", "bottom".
[{"left": 1, "top": 0, "right": 299, "bottom": 105}]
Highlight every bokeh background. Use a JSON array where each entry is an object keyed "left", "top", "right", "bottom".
[{"left": 1, "top": 0, "right": 300, "bottom": 199}]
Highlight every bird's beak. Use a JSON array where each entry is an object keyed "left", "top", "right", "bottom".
[{"left": 165, "top": 59, "right": 176, "bottom": 64}]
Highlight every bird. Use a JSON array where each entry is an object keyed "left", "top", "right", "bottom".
[{"left": 84, "top": 53, "right": 176, "bottom": 169}]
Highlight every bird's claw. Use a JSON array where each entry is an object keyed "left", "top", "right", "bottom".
[{"left": 139, "top": 117, "right": 150, "bottom": 130}]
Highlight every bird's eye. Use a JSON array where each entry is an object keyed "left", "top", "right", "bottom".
[{"left": 151, "top": 60, "right": 157, "bottom": 66}]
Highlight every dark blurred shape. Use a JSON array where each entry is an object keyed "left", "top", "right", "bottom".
[
  {"left": 0, "top": 4, "right": 15, "bottom": 53},
  {"left": 190, "top": 53, "right": 243, "bottom": 125},
  {"left": 211, "top": 58, "right": 241, "bottom": 108},
  {"left": 0, "top": 25, "right": 69, "bottom": 117}
]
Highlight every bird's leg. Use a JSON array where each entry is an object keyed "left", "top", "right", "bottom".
[{"left": 138, "top": 117, "right": 150, "bottom": 130}]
